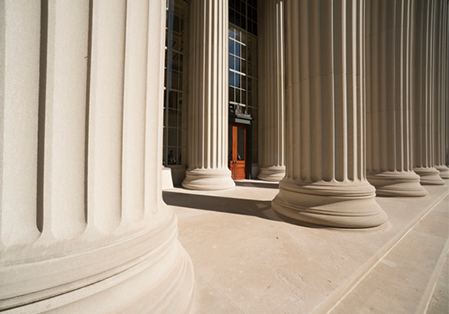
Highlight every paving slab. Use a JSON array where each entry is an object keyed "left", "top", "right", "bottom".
[
  {"left": 427, "top": 252, "right": 449, "bottom": 314},
  {"left": 163, "top": 180, "right": 449, "bottom": 314},
  {"left": 332, "top": 195, "right": 449, "bottom": 314}
]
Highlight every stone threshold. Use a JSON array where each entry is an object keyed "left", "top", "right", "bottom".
[{"left": 163, "top": 180, "right": 449, "bottom": 314}]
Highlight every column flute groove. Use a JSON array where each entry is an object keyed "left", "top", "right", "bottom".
[
  {"left": 273, "top": 0, "right": 387, "bottom": 228},
  {"left": 183, "top": 0, "right": 234, "bottom": 190},
  {"left": 366, "top": 0, "right": 428, "bottom": 197}
]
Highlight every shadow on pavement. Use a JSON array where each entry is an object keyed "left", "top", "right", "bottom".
[{"left": 163, "top": 191, "right": 282, "bottom": 222}]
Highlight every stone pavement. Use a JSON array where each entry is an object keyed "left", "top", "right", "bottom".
[{"left": 163, "top": 180, "right": 449, "bottom": 314}]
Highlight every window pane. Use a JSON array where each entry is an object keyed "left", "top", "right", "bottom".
[
  {"left": 240, "top": 74, "right": 247, "bottom": 90},
  {"left": 168, "top": 91, "right": 178, "bottom": 109},
  {"left": 229, "top": 71, "right": 235, "bottom": 87},
  {"left": 235, "top": 73, "right": 240, "bottom": 88},
  {"left": 229, "top": 86, "right": 235, "bottom": 102},
  {"left": 168, "top": 128, "right": 177, "bottom": 146},
  {"left": 229, "top": 54, "right": 235, "bottom": 70},
  {"left": 240, "top": 90, "right": 246, "bottom": 104},
  {"left": 168, "top": 110, "right": 177, "bottom": 128},
  {"left": 235, "top": 42, "right": 241, "bottom": 57},
  {"left": 229, "top": 38, "right": 235, "bottom": 55},
  {"left": 167, "top": 147, "right": 177, "bottom": 165}
]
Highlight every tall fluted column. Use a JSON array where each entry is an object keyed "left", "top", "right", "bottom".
[
  {"left": 413, "top": 0, "right": 445, "bottom": 185},
  {"left": 434, "top": 0, "right": 449, "bottom": 179},
  {"left": 272, "top": 0, "right": 387, "bottom": 228},
  {"left": 182, "top": 0, "right": 235, "bottom": 190},
  {"left": 258, "top": 0, "right": 285, "bottom": 182},
  {"left": 366, "top": 0, "right": 427, "bottom": 197},
  {"left": 0, "top": 1, "right": 194, "bottom": 312}
]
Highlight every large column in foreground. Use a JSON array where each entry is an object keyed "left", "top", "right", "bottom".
[
  {"left": 413, "top": 0, "right": 445, "bottom": 185},
  {"left": 182, "top": 0, "right": 235, "bottom": 190},
  {"left": 0, "top": 1, "right": 194, "bottom": 312},
  {"left": 272, "top": 0, "right": 387, "bottom": 228},
  {"left": 434, "top": 0, "right": 449, "bottom": 179},
  {"left": 366, "top": 0, "right": 427, "bottom": 197},
  {"left": 257, "top": 0, "right": 285, "bottom": 182}
]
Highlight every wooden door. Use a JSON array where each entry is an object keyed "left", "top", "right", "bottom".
[{"left": 229, "top": 124, "right": 246, "bottom": 180}]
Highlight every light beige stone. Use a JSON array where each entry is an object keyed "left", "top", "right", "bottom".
[
  {"left": 366, "top": 0, "right": 427, "bottom": 197},
  {"left": 257, "top": 0, "right": 285, "bottom": 182},
  {"left": 434, "top": 0, "right": 449, "bottom": 179},
  {"left": 272, "top": 0, "right": 387, "bottom": 228},
  {"left": 166, "top": 181, "right": 449, "bottom": 314},
  {"left": 182, "top": 0, "right": 235, "bottom": 191},
  {"left": 413, "top": 0, "right": 446, "bottom": 185},
  {"left": 0, "top": 1, "right": 194, "bottom": 312}
]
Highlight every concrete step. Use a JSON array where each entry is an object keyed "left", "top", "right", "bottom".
[
  {"left": 331, "top": 195, "right": 449, "bottom": 314},
  {"left": 166, "top": 182, "right": 449, "bottom": 314}
]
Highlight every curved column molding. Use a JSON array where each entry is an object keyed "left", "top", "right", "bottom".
[
  {"left": 182, "top": 0, "right": 235, "bottom": 190},
  {"left": 272, "top": 0, "right": 387, "bottom": 228},
  {"left": 0, "top": 1, "right": 194, "bottom": 313},
  {"left": 257, "top": 0, "right": 285, "bottom": 182},
  {"left": 413, "top": 0, "right": 445, "bottom": 185},
  {"left": 434, "top": 0, "right": 449, "bottom": 179},
  {"left": 366, "top": 0, "right": 427, "bottom": 197}
]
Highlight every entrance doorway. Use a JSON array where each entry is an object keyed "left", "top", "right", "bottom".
[{"left": 229, "top": 123, "right": 247, "bottom": 180}]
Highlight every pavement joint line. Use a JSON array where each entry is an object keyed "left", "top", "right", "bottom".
[
  {"left": 192, "top": 267, "right": 245, "bottom": 314},
  {"left": 416, "top": 236, "right": 449, "bottom": 314},
  {"left": 322, "top": 190, "right": 449, "bottom": 314}
]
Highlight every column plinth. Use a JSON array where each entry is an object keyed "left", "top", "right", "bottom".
[
  {"left": 183, "top": 168, "right": 235, "bottom": 190},
  {"left": 273, "top": 180, "right": 387, "bottom": 228},
  {"left": 257, "top": 0, "right": 285, "bottom": 182},
  {"left": 436, "top": 166, "right": 449, "bottom": 179},
  {"left": 273, "top": 0, "right": 387, "bottom": 228},
  {"left": 182, "top": 0, "right": 235, "bottom": 190},
  {"left": 366, "top": 0, "right": 427, "bottom": 197},
  {"left": 414, "top": 167, "right": 446, "bottom": 185},
  {"left": 258, "top": 166, "right": 286, "bottom": 182},
  {"left": 367, "top": 171, "right": 427, "bottom": 197}
]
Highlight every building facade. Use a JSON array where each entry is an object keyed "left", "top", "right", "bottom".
[{"left": 1, "top": 0, "right": 448, "bottom": 312}]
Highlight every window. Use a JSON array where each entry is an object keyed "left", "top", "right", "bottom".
[
  {"left": 163, "top": 0, "right": 188, "bottom": 166},
  {"left": 229, "top": 0, "right": 259, "bottom": 163}
]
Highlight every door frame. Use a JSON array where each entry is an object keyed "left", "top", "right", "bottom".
[{"left": 228, "top": 122, "right": 252, "bottom": 180}]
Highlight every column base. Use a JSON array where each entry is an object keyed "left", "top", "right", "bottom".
[
  {"left": 182, "top": 168, "right": 235, "bottom": 190},
  {"left": 272, "top": 179, "right": 388, "bottom": 228},
  {"left": 258, "top": 166, "right": 285, "bottom": 182},
  {"left": 367, "top": 171, "right": 428, "bottom": 197},
  {"left": 1, "top": 211, "right": 195, "bottom": 314},
  {"left": 436, "top": 165, "right": 449, "bottom": 179},
  {"left": 414, "top": 167, "right": 446, "bottom": 185}
]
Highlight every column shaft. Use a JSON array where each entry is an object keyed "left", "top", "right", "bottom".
[
  {"left": 413, "top": 0, "right": 445, "bottom": 185},
  {"left": 272, "top": 0, "right": 387, "bottom": 228},
  {"left": 0, "top": 1, "right": 194, "bottom": 312},
  {"left": 366, "top": 0, "right": 427, "bottom": 196},
  {"left": 182, "top": 0, "right": 235, "bottom": 190},
  {"left": 258, "top": 0, "right": 285, "bottom": 182},
  {"left": 434, "top": 0, "right": 449, "bottom": 178}
]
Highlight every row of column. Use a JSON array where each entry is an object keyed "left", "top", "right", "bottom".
[
  {"left": 0, "top": 1, "right": 193, "bottom": 312},
  {"left": 182, "top": 0, "right": 448, "bottom": 228}
]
